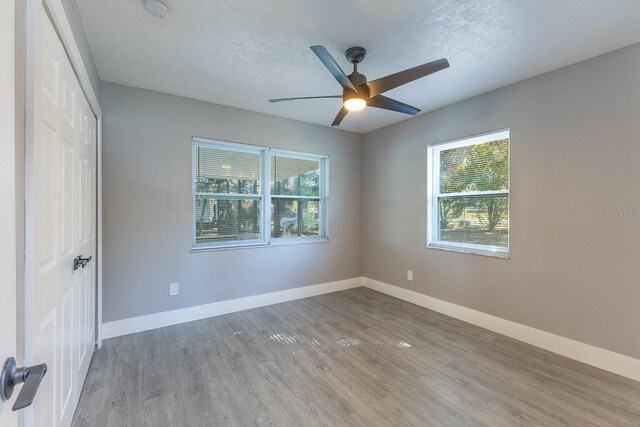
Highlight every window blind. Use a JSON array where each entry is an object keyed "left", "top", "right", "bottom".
[
  {"left": 195, "top": 146, "right": 261, "bottom": 193},
  {"left": 439, "top": 139, "right": 509, "bottom": 194}
]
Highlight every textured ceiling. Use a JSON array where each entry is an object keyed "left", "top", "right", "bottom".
[{"left": 77, "top": 0, "right": 640, "bottom": 134}]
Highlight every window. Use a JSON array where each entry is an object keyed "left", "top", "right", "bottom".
[
  {"left": 271, "top": 153, "right": 323, "bottom": 239},
  {"left": 193, "top": 143, "right": 263, "bottom": 246},
  {"left": 193, "top": 138, "right": 328, "bottom": 249},
  {"left": 427, "top": 129, "right": 510, "bottom": 257}
]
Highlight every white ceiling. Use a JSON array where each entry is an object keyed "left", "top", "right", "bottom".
[{"left": 77, "top": 0, "right": 640, "bottom": 134}]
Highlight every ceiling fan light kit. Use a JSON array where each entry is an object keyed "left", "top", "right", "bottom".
[
  {"left": 343, "top": 86, "right": 368, "bottom": 112},
  {"left": 269, "top": 45, "right": 449, "bottom": 126},
  {"left": 344, "top": 97, "right": 366, "bottom": 111}
]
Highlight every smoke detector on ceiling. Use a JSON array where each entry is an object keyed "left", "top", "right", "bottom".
[{"left": 143, "top": 0, "right": 170, "bottom": 18}]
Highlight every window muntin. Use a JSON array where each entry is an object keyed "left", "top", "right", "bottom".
[
  {"left": 192, "top": 139, "right": 327, "bottom": 249},
  {"left": 427, "top": 130, "right": 510, "bottom": 257}
]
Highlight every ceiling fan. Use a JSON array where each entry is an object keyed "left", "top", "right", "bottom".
[{"left": 269, "top": 46, "right": 449, "bottom": 126}]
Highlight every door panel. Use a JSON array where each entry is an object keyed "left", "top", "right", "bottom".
[
  {"left": 62, "top": 138, "right": 74, "bottom": 255},
  {"left": 35, "top": 309, "right": 57, "bottom": 426},
  {"left": 59, "top": 288, "right": 73, "bottom": 422},
  {"left": 77, "top": 270, "right": 88, "bottom": 371},
  {"left": 32, "top": 3, "right": 97, "bottom": 426}
]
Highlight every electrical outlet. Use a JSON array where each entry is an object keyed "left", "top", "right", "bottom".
[
  {"left": 407, "top": 270, "right": 413, "bottom": 281},
  {"left": 169, "top": 282, "right": 179, "bottom": 296}
]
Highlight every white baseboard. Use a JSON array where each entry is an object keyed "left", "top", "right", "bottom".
[
  {"left": 103, "top": 275, "right": 640, "bottom": 382},
  {"left": 363, "top": 277, "right": 640, "bottom": 382},
  {"left": 103, "top": 277, "right": 362, "bottom": 339}
]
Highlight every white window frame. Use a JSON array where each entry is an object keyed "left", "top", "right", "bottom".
[
  {"left": 192, "top": 137, "right": 329, "bottom": 251},
  {"left": 426, "top": 129, "right": 510, "bottom": 258},
  {"left": 268, "top": 148, "right": 329, "bottom": 245}
]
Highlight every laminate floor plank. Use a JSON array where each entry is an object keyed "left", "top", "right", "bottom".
[{"left": 72, "top": 288, "right": 640, "bottom": 426}]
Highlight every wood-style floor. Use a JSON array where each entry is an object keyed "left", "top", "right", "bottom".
[{"left": 72, "top": 288, "right": 640, "bottom": 426}]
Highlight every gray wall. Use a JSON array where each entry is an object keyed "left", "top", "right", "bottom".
[
  {"left": 101, "top": 82, "right": 362, "bottom": 322},
  {"left": 61, "top": 0, "right": 100, "bottom": 98},
  {"left": 363, "top": 43, "right": 640, "bottom": 359}
]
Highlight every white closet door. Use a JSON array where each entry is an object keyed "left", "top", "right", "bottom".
[{"left": 32, "top": 3, "right": 96, "bottom": 426}]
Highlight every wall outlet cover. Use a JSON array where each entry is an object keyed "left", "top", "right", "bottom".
[
  {"left": 169, "top": 282, "right": 179, "bottom": 296},
  {"left": 407, "top": 270, "right": 413, "bottom": 281}
]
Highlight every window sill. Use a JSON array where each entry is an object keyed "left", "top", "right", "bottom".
[
  {"left": 270, "top": 237, "right": 329, "bottom": 247},
  {"left": 426, "top": 243, "right": 510, "bottom": 259},
  {"left": 190, "top": 237, "right": 329, "bottom": 253}
]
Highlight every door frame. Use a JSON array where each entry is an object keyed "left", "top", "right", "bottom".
[
  {"left": 0, "top": 0, "right": 18, "bottom": 424},
  {"left": 24, "top": 0, "right": 103, "bottom": 388}
]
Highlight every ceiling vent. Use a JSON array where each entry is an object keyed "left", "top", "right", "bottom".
[{"left": 143, "top": 0, "right": 170, "bottom": 18}]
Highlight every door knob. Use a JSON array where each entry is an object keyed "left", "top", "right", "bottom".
[
  {"left": 0, "top": 357, "right": 47, "bottom": 411},
  {"left": 73, "top": 255, "right": 92, "bottom": 270}
]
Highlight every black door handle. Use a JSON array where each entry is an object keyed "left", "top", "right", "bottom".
[
  {"left": 73, "top": 255, "right": 92, "bottom": 270},
  {"left": 0, "top": 357, "right": 48, "bottom": 411}
]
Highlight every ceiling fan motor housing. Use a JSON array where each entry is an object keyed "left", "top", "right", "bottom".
[
  {"left": 347, "top": 72, "right": 367, "bottom": 86},
  {"left": 343, "top": 81, "right": 369, "bottom": 103}
]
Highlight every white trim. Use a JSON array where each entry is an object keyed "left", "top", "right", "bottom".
[
  {"left": 270, "top": 195, "right": 321, "bottom": 200},
  {"left": 96, "top": 118, "right": 103, "bottom": 348},
  {"left": 195, "top": 193, "right": 263, "bottom": 199},
  {"left": 429, "top": 128, "right": 510, "bottom": 150},
  {"left": 320, "top": 156, "right": 329, "bottom": 238},
  {"left": 363, "top": 278, "right": 640, "bottom": 382},
  {"left": 191, "top": 239, "right": 266, "bottom": 250},
  {"left": 262, "top": 143, "right": 270, "bottom": 242},
  {"left": 270, "top": 236, "right": 328, "bottom": 245},
  {"left": 189, "top": 237, "right": 328, "bottom": 253},
  {"left": 438, "top": 190, "right": 509, "bottom": 198},
  {"left": 102, "top": 277, "right": 362, "bottom": 339},
  {"left": 193, "top": 137, "right": 264, "bottom": 154},
  {"left": 0, "top": 0, "right": 18, "bottom": 422},
  {"left": 427, "top": 242, "right": 510, "bottom": 259}
]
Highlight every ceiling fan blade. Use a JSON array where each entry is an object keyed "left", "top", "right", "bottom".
[
  {"left": 269, "top": 95, "right": 342, "bottom": 103},
  {"left": 331, "top": 106, "right": 349, "bottom": 126},
  {"left": 367, "top": 95, "right": 421, "bottom": 115},
  {"left": 367, "top": 58, "right": 450, "bottom": 97},
  {"left": 310, "top": 46, "right": 358, "bottom": 93}
]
